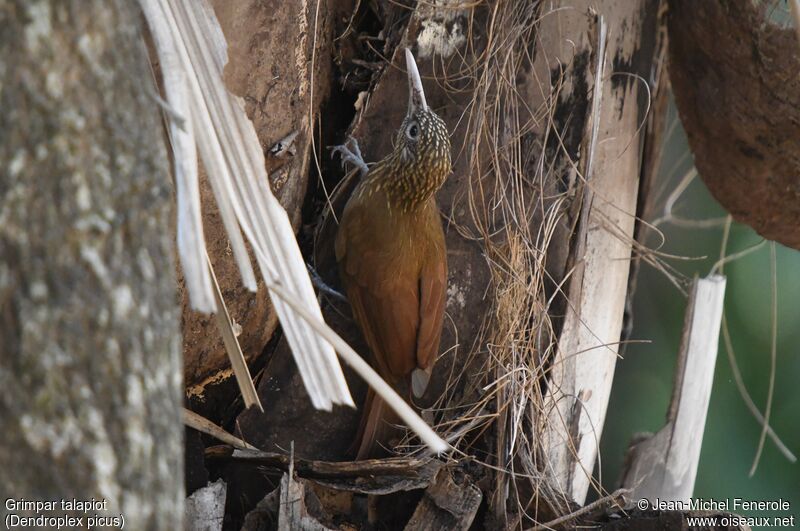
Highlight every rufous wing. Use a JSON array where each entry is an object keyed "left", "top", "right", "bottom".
[
  {"left": 412, "top": 254, "right": 446, "bottom": 397},
  {"left": 347, "top": 275, "right": 419, "bottom": 380},
  {"left": 336, "top": 207, "right": 420, "bottom": 382}
]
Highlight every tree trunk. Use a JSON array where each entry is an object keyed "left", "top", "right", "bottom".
[{"left": 0, "top": 1, "right": 183, "bottom": 528}]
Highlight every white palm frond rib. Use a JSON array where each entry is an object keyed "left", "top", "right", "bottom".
[{"left": 141, "top": 0, "right": 350, "bottom": 410}]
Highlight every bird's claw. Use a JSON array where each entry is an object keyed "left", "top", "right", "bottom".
[
  {"left": 330, "top": 136, "right": 369, "bottom": 178},
  {"left": 306, "top": 262, "right": 348, "bottom": 304}
]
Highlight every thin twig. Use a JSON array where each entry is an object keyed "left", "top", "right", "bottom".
[
  {"left": 716, "top": 219, "right": 795, "bottom": 463},
  {"left": 526, "top": 488, "right": 629, "bottom": 531},
  {"left": 722, "top": 313, "right": 796, "bottom": 462},
  {"left": 749, "top": 243, "right": 779, "bottom": 476},
  {"left": 183, "top": 408, "right": 258, "bottom": 450},
  {"left": 207, "top": 252, "right": 263, "bottom": 411}
]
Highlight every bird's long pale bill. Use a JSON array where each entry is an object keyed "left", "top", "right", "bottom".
[{"left": 405, "top": 48, "right": 428, "bottom": 113}]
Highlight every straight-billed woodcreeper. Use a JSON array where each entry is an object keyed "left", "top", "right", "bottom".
[{"left": 333, "top": 49, "right": 451, "bottom": 459}]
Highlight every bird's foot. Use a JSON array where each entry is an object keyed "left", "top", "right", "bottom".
[
  {"left": 330, "top": 136, "right": 369, "bottom": 178},
  {"left": 306, "top": 262, "right": 348, "bottom": 303}
]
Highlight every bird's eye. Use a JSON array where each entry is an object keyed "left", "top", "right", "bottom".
[{"left": 406, "top": 122, "right": 419, "bottom": 140}]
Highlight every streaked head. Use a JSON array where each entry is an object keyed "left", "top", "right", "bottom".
[{"left": 391, "top": 49, "right": 451, "bottom": 202}]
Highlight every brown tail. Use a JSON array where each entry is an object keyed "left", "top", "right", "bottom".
[{"left": 352, "top": 388, "right": 402, "bottom": 460}]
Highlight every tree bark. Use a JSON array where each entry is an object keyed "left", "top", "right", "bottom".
[
  {"left": 0, "top": 1, "right": 183, "bottom": 528},
  {"left": 669, "top": 0, "right": 800, "bottom": 250}
]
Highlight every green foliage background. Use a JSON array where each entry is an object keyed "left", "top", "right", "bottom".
[{"left": 597, "top": 101, "right": 800, "bottom": 526}]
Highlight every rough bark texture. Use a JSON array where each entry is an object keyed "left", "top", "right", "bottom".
[
  {"left": 278, "top": 473, "right": 337, "bottom": 531},
  {"left": 403, "top": 467, "right": 482, "bottom": 531},
  {"left": 0, "top": 1, "right": 183, "bottom": 528},
  {"left": 669, "top": 0, "right": 800, "bottom": 250}
]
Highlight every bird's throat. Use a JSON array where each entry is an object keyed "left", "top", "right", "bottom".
[{"left": 367, "top": 152, "right": 450, "bottom": 212}]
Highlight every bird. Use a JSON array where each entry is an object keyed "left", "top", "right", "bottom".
[{"left": 332, "top": 49, "right": 451, "bottom": 459}]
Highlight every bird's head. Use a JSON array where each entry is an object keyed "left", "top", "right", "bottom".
[{"left": 386, "top": 49, "right": 451, "bottom": 206}]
